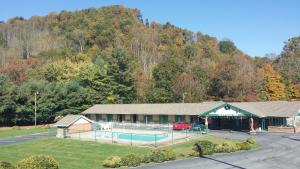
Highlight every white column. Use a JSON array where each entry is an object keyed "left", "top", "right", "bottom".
[
  {"left": 205, "top": 116, "right": 208, "bottom": 129},
  {"left": 249, "top": 117, "right": 254, "bottom": 131}
]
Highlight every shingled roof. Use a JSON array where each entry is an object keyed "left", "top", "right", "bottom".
[
  {"left": 230, "top": 101, "right": 300, "bottom": 117},
  {"left": 82, "top": 101, "right": 300, "bottom": 118},
  {"left": 54, "top": 115, "right": 93, "bottom": 127},
  {"left": 82, "top": 102, "right": 224, "bottom": 116}
]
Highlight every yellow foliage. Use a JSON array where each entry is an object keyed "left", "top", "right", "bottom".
[
  {"left": 258, "top": 64, "right": 286, "bottom": 100},
  {"left": 43, "top": 58, "right": 93, "bottom": 82}
]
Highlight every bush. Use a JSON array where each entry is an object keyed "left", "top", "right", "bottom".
[
  {"left": 215, "top": 142, "right": 239, "bottom": 153},
  {"left": 0, "top": 161, "right": 14, "bottom": 169},
  {"left": 161, "top": 149, "right": 176, "bottom": 161},
  {"left": 193, "top": 140, "right": 216, "bottom": 155},
  {"left": 17, "top": 155, "right": 58, "bottom": 169},
  {"left": 236, "top": 142, "right": 252, "bottom": 150},
  {"left": 43, "top": 124, "right": 51, "bottom": 129},
  {"left": 12, "top": 126, "right": 20, "bottom": 130},
  {"left": 246, "top": 137, "right": 256, "bottom": 144},
  {"left": 102, "top": 156, "right": 122, "bottom": 168},
  {"left": 120, "top": 154, "right": 141, "bottom": 167},
  {"left": 150, "top": 149, "right": 166, "bottom": 163},
  {"left": 149, "top": 149, "right": 176, "bottom": 163},
  {"left": 141, "top": 154, "right": 151, "bottom": 163},
  {"left": 187, "top": 150, "right": 198, "bottom": 157}
]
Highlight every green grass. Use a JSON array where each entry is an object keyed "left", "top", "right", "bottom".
[
  {"left": 0, "top": 137, "right": 150, "bottom": 169},
  {"left": 0, "top": 135, "right": 258, "bottom": 169},
  {"left": 0, "top": 128, "right": 54, "bottom": 138}
]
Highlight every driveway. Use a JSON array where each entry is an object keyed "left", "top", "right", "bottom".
[
  {"left": 138, "top": 131, "right": 300, "bottom": 169},
  {"left": 0, "top": 131, "right": 55, "bottom": 146}
]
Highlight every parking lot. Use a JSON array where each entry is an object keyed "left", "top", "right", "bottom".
[{"left": 138, "top": 131, "right": 300, "bottom": 169}]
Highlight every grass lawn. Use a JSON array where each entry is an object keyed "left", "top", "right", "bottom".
[
  {"left": 0, "top": 135, "right": 258, "bottom": 169},
  {"left": 0, "top": 127, "right": 55, "bottom": 138},
  {"left": 0, "top": 137, "right": 150, "bottom": 169}
]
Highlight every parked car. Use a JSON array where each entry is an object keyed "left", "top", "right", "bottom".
[{"left": 173, "top": 122, "right": 191, "bottom": 130}]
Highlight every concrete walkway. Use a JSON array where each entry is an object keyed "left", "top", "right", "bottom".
[
  {"left": 138, "top": 131, "right": 300, "bottom": 169},
  {"left": 0, "top": 132, "right": 55, "bottom": 146}
]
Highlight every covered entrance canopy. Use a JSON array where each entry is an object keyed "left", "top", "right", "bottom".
[
  {"left": 199, "top": 101, "right": 300, "bottom": 131},
  {"left": 199, "top": 103, "right": 257, "bottom": 131}
]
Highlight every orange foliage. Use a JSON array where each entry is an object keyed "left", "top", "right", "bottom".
[{"left": 0, "top": 58, "right": 38, "bottom": 84}]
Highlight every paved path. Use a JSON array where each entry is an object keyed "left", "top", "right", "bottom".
[
  {"left": 0, "top": 132, "right": 55, "bottom": 146},
  {"left": 138, "top": 131, "right": 300, "bottom": 169}
]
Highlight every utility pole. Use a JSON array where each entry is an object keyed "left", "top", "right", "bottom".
[
  {"left": 182, "top": 92, "right": 187, "bottom": 103},
  {"left": 34, "top": 91, "right": 39, "bottom": 127}
]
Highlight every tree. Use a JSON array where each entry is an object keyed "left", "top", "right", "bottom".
[
  {"left": 184, "top": 44, "right": 197, "bottom": 59},
  {"left": 147, "top": 58, "right": 183, "bottom": 103},
  {"left": 218, "top": 40, "right": 237, "bottom": 54},
  {"left": 275, "top": 36, "right": 300, "bottom": 84},
  {"left": 0, "top": 75, "right": 16, "bottom": 126},
  {"left": 258, "top": 64, "right": 286, "bottom": 101},
  {"left": 171, "top": 70, "right": 209, "bottom": 103},
  {"left": 209, "top": 55, "right": 256, "bottom": 101}
]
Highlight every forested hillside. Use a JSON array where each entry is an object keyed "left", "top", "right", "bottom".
[{"left": 0, "top": 6, "right": 299, "bottom": 125}]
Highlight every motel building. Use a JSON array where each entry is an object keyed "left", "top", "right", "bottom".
[{"left": 82, "top": 101, "right": 300, "bottom": 132}]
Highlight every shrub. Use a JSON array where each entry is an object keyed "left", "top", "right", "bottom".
[
  {"left": 12, "top": 126, "right": 20, "bottom": 130},
  {"left": 193, "top": 140, "right": 217, "bottom": 155},
  {"left": 178, "top": 153, "right": 186, "bottom": 158},
  {"left": 43, "top": 124, "right": 51, "bottom": 129},
  {"left": 236, "top": 142, "right": 252, "bottom": 150},
  {"left": 102, "top": 156, "right": 122, "bottom": 168},
  {"left": 246, "top": 137, "right": 256, "bottom": 144},
  {"left": 120, "top": 154, "right": 141, "bottom": 167},
  {"left": 187, "top": 150, "right": 198, "bottom": 157},
  {"left": 150, "top": 149, "right": 166, "bottom": 163},
  {"left": 216, "top": 142, "right": 239, "bottom": 153},
  {"left": 17, "top": 155, "right": 58, "bottom": 169},
  {"left": 0, "top": 161, "right": 14, "bottom": 169},
  {"left": 161, "top": 149, "right": 176, "bottom": 161},
  {"left": 141, "top": 154, "right": 151, "bottom": 163},
  {"left": 149, "top": 149, "right": 176, "bottom": 163}
]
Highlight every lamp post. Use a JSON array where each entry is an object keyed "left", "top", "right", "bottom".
[{"left": 34, "top": 91, "right": 39, "bottom": 127}]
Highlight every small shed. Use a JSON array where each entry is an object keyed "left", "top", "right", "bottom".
[{"left": 54, "top": 115, "right": 93, "bottom": 138}]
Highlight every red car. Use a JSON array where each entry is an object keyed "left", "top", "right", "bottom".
[{"left": 173, "top": 122, "right": 191, "bottom": 130}]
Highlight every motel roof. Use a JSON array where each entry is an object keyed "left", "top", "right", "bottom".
[
  {"left": 54, "top": 115, "right": 93, "bottom": 127},
  {"left": 82, "top": 101, "right": 300, "bottom": 118}
]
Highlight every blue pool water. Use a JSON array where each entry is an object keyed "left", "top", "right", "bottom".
[{"left": 96, "top": 131, "right": 168, "bottom": 142}]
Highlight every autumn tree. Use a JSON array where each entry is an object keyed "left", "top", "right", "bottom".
[{"left": 258, "top": 64, "right": 286, "bottom": 101}]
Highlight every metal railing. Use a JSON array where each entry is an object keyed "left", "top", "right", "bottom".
[{"left": 65, "top": 126, "right": 208, "bottom": 147}]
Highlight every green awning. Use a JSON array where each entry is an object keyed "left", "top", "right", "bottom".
[{"left": 200, "top": 103, "right": 258, "bottom": 117}]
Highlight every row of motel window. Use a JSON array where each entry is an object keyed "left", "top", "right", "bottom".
[
  {"left": 89, "top": 114, "right": 198, "bottom": 124},
  {"left": 86, "top": 114, "right": 288, "bottom": 128}
]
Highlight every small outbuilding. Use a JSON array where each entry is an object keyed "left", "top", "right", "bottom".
[{"left": 54, "top": 115, "right": 93, "bottom": 138}]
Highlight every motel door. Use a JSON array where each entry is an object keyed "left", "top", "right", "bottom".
[
  {"left": 107, "top": 114, "right": 112, "bottom": 122},
  {"left": 176, "top": 115, "right": 183, "bottom": 122},
  {"left": 161, "top": 115, "right": 168, "bottom": 124},
  {"left": 96, "top": 114, "right": 100, "bottom": 122},
  {"left": 145, "top": 115, "right": 151, "bottom": 124}
]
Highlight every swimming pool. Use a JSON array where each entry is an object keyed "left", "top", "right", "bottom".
[{"left": 95, "top": 131, "right": 168, "bottom": 142}]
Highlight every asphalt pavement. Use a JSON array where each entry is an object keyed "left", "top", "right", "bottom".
[
  {"left": 138, "top": 130, "right": 300, "bottom": 169},
  {"left": 0, "top": 131, "right": 55, "bottom": 146}
]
